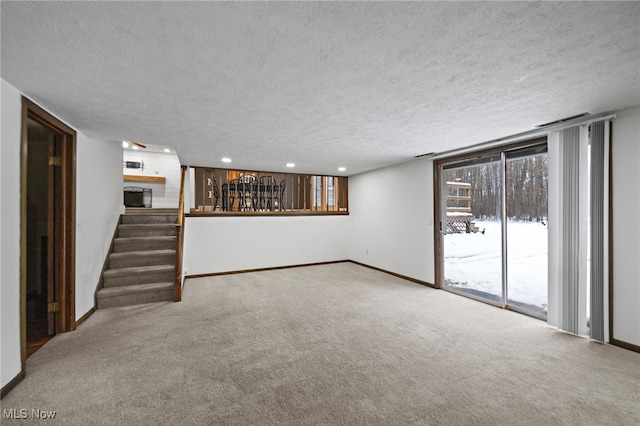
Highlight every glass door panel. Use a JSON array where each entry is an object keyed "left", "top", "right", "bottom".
[
  {"left": 505, "top": 151, "right": 548, "bottom": 316},
  {"left": 439, "top": 141, "right": 548, "bottom": 320},
  {"left": 442, "top": 159, "right": 504, "bottom": 305}
]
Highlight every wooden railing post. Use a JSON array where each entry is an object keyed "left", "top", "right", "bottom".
[{"left": 174, "top": 165, "right": 187, "bottom": 302}]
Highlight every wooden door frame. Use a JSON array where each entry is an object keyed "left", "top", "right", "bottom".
[{"left": 20, "top": 97, "right": 76, "bottom": 366}]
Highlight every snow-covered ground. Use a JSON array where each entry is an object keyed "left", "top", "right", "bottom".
[{"left": 444, "top": 220, "right": 548, "bottom": 312}]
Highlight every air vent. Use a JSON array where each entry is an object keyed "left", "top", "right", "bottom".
[
  {"left": 414, "top": 152, "right": 435, "bottom": 158},
  {"left": 535, "top": 113, "right": 590, "bottom": 128}
]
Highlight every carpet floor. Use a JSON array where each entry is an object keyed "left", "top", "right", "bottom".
[{"left": 2, "top": 262, "right": 639, "bottom": 425}]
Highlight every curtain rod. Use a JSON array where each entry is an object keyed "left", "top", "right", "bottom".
[{"left": 429, "top": 112, "right": 616, "bottom": 160}]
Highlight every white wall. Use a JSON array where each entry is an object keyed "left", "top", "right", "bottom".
[
  {"left": 76, "top": 135, "right": 123, "bottom": 319},
  {"left": 123, "top": 150, "right": 181, "bottom": 208},
  {"left": 348, "top": 158, "right": 435, "bottom": 284},
  {"left": 1, "top": 79, "right": 23, "bottom": 389},
  {"left": 611, "top": 106, "right": 640, "bottom": 347},
  {"left": 183, "top": 215, "right": 349, "bottom": 275},
  {"left": 1, "top": 79, "right": 123, "bottom": 389}
]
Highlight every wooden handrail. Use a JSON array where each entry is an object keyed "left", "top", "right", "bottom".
[{"left": 174, "top": 165, "right": 187, "bottom": 302}]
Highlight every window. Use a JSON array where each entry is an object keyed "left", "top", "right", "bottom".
[
  {"left": 312, "top": 176, "right": 336, "bottom": 210},
  {"left": 313, "top": 176, "right": 322, "bottom": 207}
]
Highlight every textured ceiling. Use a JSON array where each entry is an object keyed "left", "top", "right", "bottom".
[{"left": 2, "top": 1, "right": 639, "bottom": 176}]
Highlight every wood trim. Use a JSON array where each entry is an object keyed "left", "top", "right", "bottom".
[
  {"left": 349, "top": 261, "right": 436, "bottom": 289},
  {"left": 123, "top": 174, "right": 166, "bottom": 183},
  {"left": 608, "top": 121, "right": 615, "bottom": 344},
  {"left": 610, "top": 338, "right": 640, "bottom": 354},
  {"left": 20, "top": 98, "right": 29, "bottom": 366},
  {"left": 184, "top": 260, "right": 350, "bottom": 280},
  {"left": 75, "top": 306, "right": 96, "bottom": 328},
  {"left": 186, "top": 211, "right": 349, "bottom": 217},
  {"left": 23, "top": 98, "right": 75, "bottom": 134},
  {"left": 1, "top": 369, "right": 26, "bottom": 399},
  {"left": 21, "top": 97, "right": 77, "bottom": 372},
  {"left": 184, "top": 260, "right": 436, "bottom": 290},
  {"left": 174, "top": 166, "right": 187, "bottom": 301},
  {"left": 61, "top": 125, "right": 76, "bottom": 332}
]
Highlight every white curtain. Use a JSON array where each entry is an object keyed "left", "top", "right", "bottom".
[
  {"left": 589, "top": 121, "right": 608, "bottom": 342},
  {"left": 547, "top": 121, "right": 609, "bottom": 341}
]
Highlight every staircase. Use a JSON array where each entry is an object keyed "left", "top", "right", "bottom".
[{"left": 97, "top": 209, "right": 178, "bottom": 309}]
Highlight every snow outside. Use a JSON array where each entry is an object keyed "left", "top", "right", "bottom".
[{"left": 443, "top": 220, "right": 548, "bottom": 314}]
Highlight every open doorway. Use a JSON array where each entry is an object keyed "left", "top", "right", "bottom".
[{"left": 21, "top": 98, "right": 76, "bottom": 360}]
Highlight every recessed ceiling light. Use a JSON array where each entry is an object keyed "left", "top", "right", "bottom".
[
  {"left": 163, "top": 148, "right": 170, "bottom": 153},
  {"left": 286, "top": 163, "right": 295, "bottom": 168},
  {"left": 122, "top": 141, "right": 130, "bottom": 148},
  {"left": 338, "top": 167, "right": 346, "bottom": 172},
  {"left": 221, "top": 157, "right": 232, "bottom": 163}
]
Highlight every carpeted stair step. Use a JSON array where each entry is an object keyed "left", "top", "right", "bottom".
[
  {"left": 97, "top": 209, "right": 179, "bottom": 309},
  {"left": 109, "top": 249, "right": 176, "bottom": 269},
  {"left": 103, "top": 265, "right": 174, "bottom": 288},
  {"left": 125, "top": 208, "right": 178, "bottom": 214},
  {"left": 114, "top": 236, "right": 176, "bottom": 253},
  {"left": 96, "top": 282, "right": 173, "bottom": 309},
  {"left": 121, "top": 214, "right": 178, "bottom": 224},
  {"left": 118, "top": 224, "right": 177, "bottom": 238}
]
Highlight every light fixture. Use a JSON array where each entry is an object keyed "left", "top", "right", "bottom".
[
  {"left": 221, "top": 157, "right": 232, "bottom": 163},
  {"left": 338, "top": 167, "right": 346, "bottom": 172},
  {"left": 122, "top": 141, "right": 130, "bottom": 148},
  {"left": 163, "top": 148, "right": 170, "bottom": 153},
  {"left": 286, "top": 163, "right": 295, "bottom": 168}
]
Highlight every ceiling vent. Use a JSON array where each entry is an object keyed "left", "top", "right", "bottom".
[
  {"left": 535, "top": 113, "right": 590, "bottom": 128},
  {"left": 414, "top": 152, "right": 435, "bottom": 158}
]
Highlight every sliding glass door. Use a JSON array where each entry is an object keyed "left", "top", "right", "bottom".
[
  {"left": 505, "top": 149, "right": 548, "bottom": 315},
  {"left": 441, "top": 156, "right": 504, "bottom": 306},
  {"left": 439, "top": 142, "right": 548, "bottom": 318}
]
